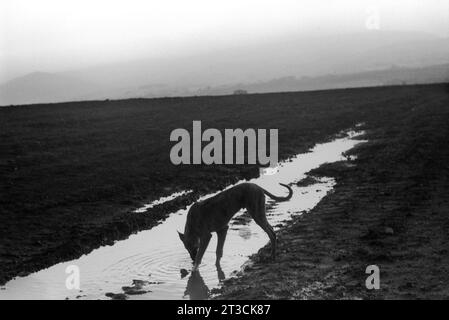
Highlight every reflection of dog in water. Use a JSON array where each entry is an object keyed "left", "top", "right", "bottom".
[
  {"left": 181, "top": 263, "right": 225, "bottom": 300},
  {"left": 184, "top": 270, "right": 209, "bottom": 299},
  {"left": 178, "top": 182, "right": 292, "bottom": 271}
]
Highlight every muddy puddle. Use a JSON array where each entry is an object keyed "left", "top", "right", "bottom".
[{"left": 0, "top": 129, "right": 366, "bottom": 300}]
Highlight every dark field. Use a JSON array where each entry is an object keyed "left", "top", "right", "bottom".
[
  {"left": 217, "top": 83, "right": 449, "bottom": 299},
  {"left": 1, "top": 83, "right": 448, "bottom": 289}
]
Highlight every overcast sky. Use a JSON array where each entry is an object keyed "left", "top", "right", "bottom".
[{"left": 1, "top": 0, "right": 448, "bottom": 83}]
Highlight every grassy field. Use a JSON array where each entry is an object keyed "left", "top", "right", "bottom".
[{"left": 0, "top": 83, "right": 447, "bottom": 285}]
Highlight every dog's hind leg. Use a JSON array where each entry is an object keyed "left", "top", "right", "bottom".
[
  {"left": 193, "top": 233, "right": 212, "bottom": 271},
  {"left": 250, "top": 198, "right": 277, "bottom": 260},
  {"left": 257, "top": 219, "right": 276, "bottom": 260},
  {"left": 216, "top": 226, "right": 229, "bottom": 266}
]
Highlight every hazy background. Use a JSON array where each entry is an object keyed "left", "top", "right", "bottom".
[{"left": 1, "top": 0, "right": 448, "bottom": 105}]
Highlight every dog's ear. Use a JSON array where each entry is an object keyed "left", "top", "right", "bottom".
[{"left": 177, "top": 231, "right": 185, "bottom": 242}]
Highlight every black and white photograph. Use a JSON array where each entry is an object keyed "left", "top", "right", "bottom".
[{"left": 1, "top": 0, "right": 449, "bottom": 305}]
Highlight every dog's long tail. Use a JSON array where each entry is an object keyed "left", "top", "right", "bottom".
[{"left": 262, "top": 183, "right": 293, "bottom": 201}]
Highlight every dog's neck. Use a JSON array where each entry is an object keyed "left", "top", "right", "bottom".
[
  {"left": 184, "top": 222, "right": 197, "bottom": 242},
  {"left": 184, "top": 208, "right": 199, "bottom": 241},
  {"left": 184, "top": 229, "right": 198, "bottom": 243}
]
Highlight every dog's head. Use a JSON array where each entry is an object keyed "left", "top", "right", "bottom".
[{"left": 178, "top": 231, "right": 199, "bottom": 261}]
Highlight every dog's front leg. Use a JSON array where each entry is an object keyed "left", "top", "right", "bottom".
[
  {"left": 215, "top": 226, "right": 229, "bottom": 266},
  {"left": 192, "top": 233, "right": 212, "bottom": 271}
]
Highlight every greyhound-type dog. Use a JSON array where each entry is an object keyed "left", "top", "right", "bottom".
[{"left": 178, "top": 182, "right": 292, "bottom": 271}]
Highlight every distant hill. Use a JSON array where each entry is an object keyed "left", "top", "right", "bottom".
[
  {"left": 194, "top": 64, "right": 449, "bottom": 96},
  {"left": 1, "top": 31, "right": 448, "bottom": 105},
  {"left": 0, "top": 72, "right": 115, "bottom": 106},
  {"left": 65, "top": 31, "right": 449, "bottom": 90}
]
